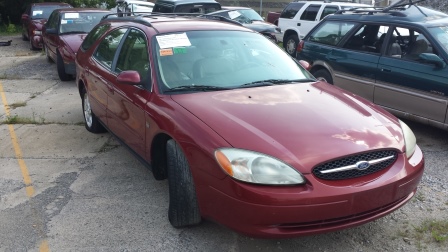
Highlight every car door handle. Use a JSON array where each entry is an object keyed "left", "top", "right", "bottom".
[
  {"left": 381, "top": 68, "right": 391, "bottom": 72},
  {"left": 297, "top": 23, "right": 301, "bottom": 26}
]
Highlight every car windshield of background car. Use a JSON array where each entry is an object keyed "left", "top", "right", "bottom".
[
  {"left": 428, "top": 26, "right": 448, "bottom": 54},
  {"left": 154, "top": 30, "right": 313, "bottom": 92},
  {"left": 31, "top": 6, "right": 64, "bottom": 19},
  {"left": 175, "top": 4, "right": 220, "bottom": 14},
  {"left": 59, "top": 12, "right": 109, "bottom": 34}
]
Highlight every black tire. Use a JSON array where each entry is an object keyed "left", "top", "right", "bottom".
[
  {"left": 44, "top": 45, "right": 53, "bottom": 63},
  {"left": 313, "top": 69, "right": 333, "bottom": 84},
  {"left": 284, "top": 34, "right": 299, "bottom": 57},
  {"left": 81, "top": 88, "right": 106, "bottom": 133},
  {"left": 166, "top": 139, "right": 201, "bottom": 228},
  {"left": 57, "top": 51, "right": 71, "bottom": 81},
  {"left": 22, "top": 28, "right": 28, "bottom": 41}
]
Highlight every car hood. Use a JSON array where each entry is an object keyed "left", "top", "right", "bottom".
[
  {"left": 61, "top": 34, "right": 88, "bottom": 54},
  {"left": 244, "top": 21, "right": 280, "bottom": 33},
  {"left": 171, "top": 82, "right": 405, "bottom": 173},
  {"left": 32, "top": 19, "right": 47, "bottom": 30}
]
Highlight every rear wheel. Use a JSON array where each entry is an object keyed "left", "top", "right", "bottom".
[
  {"left": 57, "top": 51, "right": 71, "bottom": 81},
  {"left": 313, "top": 69, "right": 333, "bottom": 84},
  {"left": 166, "top": 139, "right": 201, "bottom": 228},
  {"left": 284, "top": 34, "right": 299, "bottom": 57},
  {"left": 81, "top": 88, "right": 106, "bottom": 133}
]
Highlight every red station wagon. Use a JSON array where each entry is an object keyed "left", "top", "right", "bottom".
[
  {"left": 75, "top": 13, "right": 424, "bottom": 238},
  {"left": 42, "top": 8, "right": 112, "bottom": 81},
  {"left": 21, "top": 2, "right": 73, "bottom": 50}
]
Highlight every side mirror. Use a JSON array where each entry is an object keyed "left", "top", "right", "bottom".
[
  {"left": 298, "top": 60, "right": 311, "bottom": 71},
  {"left": 21, "top": 14, "right": 29, "bottom": 21},
  {"left": 117, "top": 70, "right": 141, "bottom": 85},
  {"left": 419, "top": 53, "right": 446, "bottom": 68}
]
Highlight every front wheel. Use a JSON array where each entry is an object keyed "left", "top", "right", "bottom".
[
  {"left": 81, "top": 88, "right": 106, "bottom": 133},
  {"left": 284, "top": 34, "right": 299, "bottom": 57},
  {"left": 166, "top": 139, "right": 201, "bottom": 228},
  {"left": 313, "top": 69, "right": 333, "bottom": 84}
]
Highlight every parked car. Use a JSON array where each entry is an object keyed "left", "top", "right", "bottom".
[
  {"left": 112, "top": 0, "right": 155, "bottom": 16},
  {"left": 297, "top": 0, "right": 448, "bottom": 131},
  {"left": 42, "top": 8, "right": 111, "bottom": 81},
  {"left": 21, "top": 2, "right": 73, "bottom": 50},
  {"left": 209, "top": 6, "right": 281, "bottom": 42},
  {"left": 152, "top": 0, "right": 220, "bottom": 13},
  {"left": 75, "top": 13, "right": 423, "bottom": 238},
  {"left": 277, "top": 1, "right": 370, "bottom": 56},
  {"left": 266, "top": 10, "right": 281, "bottom": 25}
]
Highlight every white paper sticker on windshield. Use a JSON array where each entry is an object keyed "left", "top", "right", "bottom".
[
  {"left": 32, "top": 10, "right": 43, "bottom": 16},
  {"left": 61, "top": 20, "right": 68, "bottom": 24},
  {"left": 228, "top": 11, "right": 241, "bottom": 19},
  {"left": 156, "top": 33, "right": 191, "bottom": 49},
  {"left": 64, "top": 13, "right": 79, "bottom": 19}
]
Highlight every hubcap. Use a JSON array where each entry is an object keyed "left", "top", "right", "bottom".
[
  {"left": 83, "top": 93, "right": 93, "bottom": 127},
  {"left": 286, "top": 39, "right": 296, "bottom": 54}
]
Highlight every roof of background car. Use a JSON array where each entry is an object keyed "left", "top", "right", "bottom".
[
  {"left": 103, "top": 14, "right": 252, "bottom": 33},
  {"left": 31, "top": 2, "right": 73, "bottom": 7},
  {"left": 327, "top": 5, "right": 448, "bottom": 27},
  {"left": 155, "top": 0, "right": 220, "bottom": 5},
  {"left": 55, "top": 8, "right": 113, "bottom": 13}
]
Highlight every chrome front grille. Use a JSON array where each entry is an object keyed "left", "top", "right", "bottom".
[{"left": 313, "top": 150, "right": 398, "bottom": 180}]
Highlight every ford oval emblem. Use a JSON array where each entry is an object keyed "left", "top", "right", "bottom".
[{"left": 356, "top": 161, "right": 370, "bottom": 170}]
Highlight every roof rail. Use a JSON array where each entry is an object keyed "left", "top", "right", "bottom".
[
  {"left": 101, "top": 12, "right": 243, "bottom": 27},
  {"left": 334, "top": 0, "right": 426, "bottom": 16}
]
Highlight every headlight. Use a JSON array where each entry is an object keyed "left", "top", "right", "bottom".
[
  {"left": 399, "top": 120, "right": 416, "bottom": 158},
  {"left": 215, "top": 148, "right": 305, "bottom": 185},
  {"left": 33, "top": 30, "right": 42, "bottom": 35}
]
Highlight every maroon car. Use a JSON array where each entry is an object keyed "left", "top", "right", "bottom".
[
  {"left": 75, "top": 14, "right": 424, "bottom": 238},
  {"left": 42, "top": 8, "right": 111, "bottom": 81},
  {"left": 21, "top": 2, "right": 73, "bottom": 50}
]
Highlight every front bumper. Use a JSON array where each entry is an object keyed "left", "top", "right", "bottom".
[{"left": 197, "top": 146, "right": 424, "bottom": 238}]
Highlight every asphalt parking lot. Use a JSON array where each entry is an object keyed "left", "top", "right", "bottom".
[{"left": 0, "top": 35, "right": 447, "bottom": 252}]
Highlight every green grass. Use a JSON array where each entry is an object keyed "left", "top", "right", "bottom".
[
  {"left": 0, "top": 24, "right": 21, "bottom": 35},
  {"left": 1, "top": 113, "right": 46, "bottom": 125},
  {"left": 397, "top": 218, "right": 448, "bottom": 250}
]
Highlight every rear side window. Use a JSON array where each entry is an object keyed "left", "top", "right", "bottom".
[
  {"left": 81, "top": 24, "right": 110, "bottom": 51},
  {"left": 152, "top": 4, "right": 174, "bottom": 13},
  {"left": 300, "top": 4, "right": 321, "bottom": 21},
  {"left": 280, "top": 3, "right": 305, "bottom": 19},
  {"left": 309, "top": 21, "right": 356, "bottom": 46}
]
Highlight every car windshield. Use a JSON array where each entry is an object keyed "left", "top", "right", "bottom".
[
  {"left": 427, "top": 26, "right": 448, "bottom": 54},
  {"left": 154, "top": 30, "right": 315, "bottom": 93},
  {"left": 227, "top": 9, "right": 264, "bottom": 23},
  {"left": 59, "top": 12, "right": 108, "bottom": 34},
  {"left": 31, "top": 6, "right": 65, "bottom": 19}
]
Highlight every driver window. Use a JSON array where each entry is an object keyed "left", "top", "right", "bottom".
[
  {"left": 93, "top": 28, "right": 127, "bottom": 69},
  {"left": 115, "top": 29, "right": 150, "bottom": 81}
]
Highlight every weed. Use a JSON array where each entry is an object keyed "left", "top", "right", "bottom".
[{"left": 9, "top": 101, "right": 26, "bottom": 109}]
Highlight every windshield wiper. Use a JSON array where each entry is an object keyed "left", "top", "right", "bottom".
[
  {"left": 240, "top": 79, "right": 315, "bottom": 88},
  {"left": 165, "top": 85, "right": 231, "bottom": 92}
]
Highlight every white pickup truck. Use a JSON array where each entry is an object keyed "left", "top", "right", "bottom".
[{"left": 277, "top": 1, "right": 371, "bottom": 56}]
